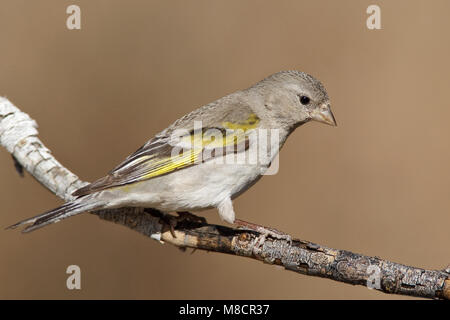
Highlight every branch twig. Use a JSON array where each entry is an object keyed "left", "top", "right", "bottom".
[{"left": 1, "top": 97, "right": 449, "bottom": 300}]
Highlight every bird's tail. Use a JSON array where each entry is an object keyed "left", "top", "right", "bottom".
[{"left": 6, "top": 196, "right": 105, "bottom": 233}]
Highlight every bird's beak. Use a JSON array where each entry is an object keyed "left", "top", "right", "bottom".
[{"left": 311, "top": 104, "right": 337, "bottom": 126}]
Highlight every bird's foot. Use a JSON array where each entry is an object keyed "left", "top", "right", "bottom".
[
  {"left": 158, "top": 211, "right": 208, "bottom": 238},
  {"left": 234, "top": 219, "right": 292, "bottom": 246},
  {"left": 156, "top": 213, "right": 178, "bottom": 238},
  {"left": 176, "top": 211, "right": 208, "bottom": 225}
]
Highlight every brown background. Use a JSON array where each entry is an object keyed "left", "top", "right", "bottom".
[{"left": 1, "top": 0, "right": 449, "bottom": 299}]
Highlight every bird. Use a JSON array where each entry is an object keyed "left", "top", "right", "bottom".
[{"left": 8, "top": 70, "right": 336, "bottom": 233}]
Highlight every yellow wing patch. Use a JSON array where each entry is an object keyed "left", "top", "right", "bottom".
[
  {"left": 222, "top": 113, "right": 259, "bottom": 131},
  {"left": 142, "top": 149, "right": 199, "bottom": 179},
  {"left": 141, "top": 114, "right": 259, "bottom": 180}
]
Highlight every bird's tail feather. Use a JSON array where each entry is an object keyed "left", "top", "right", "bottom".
[{"left": 6, "top": 197, "right": 105, "bottom": 233}]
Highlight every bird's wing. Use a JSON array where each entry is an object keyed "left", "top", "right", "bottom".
[{"left": 72, "top": 101, "right": 260, "bottom": 197}]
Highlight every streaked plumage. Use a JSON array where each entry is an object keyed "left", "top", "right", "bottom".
[{"left": 9, "top": 70, "right": 336, "bottom": 233}]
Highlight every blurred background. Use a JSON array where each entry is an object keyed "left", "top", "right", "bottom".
[{"left": 1, "top": 0, "right": 449, "bottom": 299}]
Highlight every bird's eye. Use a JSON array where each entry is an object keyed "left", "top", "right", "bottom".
[{"left": 299, "top": 95, "right": 310, "bottom": 105}]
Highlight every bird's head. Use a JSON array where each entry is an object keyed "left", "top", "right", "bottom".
[{"left": 256, "top": 70, "right": 337, "bottom": 129}]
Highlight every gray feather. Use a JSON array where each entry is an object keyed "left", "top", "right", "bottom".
[{"left": 7, "top": 196, "right": 104, "bottom": 233}]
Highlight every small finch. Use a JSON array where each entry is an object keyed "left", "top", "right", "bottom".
[{"left": 9, "top": 70, "right": 336, "bottom": 233}]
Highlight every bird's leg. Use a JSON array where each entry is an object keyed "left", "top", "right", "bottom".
[
  {"left": 176, "top": 211, "right": 208, "bottom": 225},
  {"left": 144, "top": 208, "right": 208, "bottom": 239},
  {"left": 149, "top": 211, "right": 178, "bottom": 238},
  {"left": 163, "top": 211, "right": 209, "bottom": 238},
  {"left": 234, "top": 219, "right": 292, "bottom": 245}
]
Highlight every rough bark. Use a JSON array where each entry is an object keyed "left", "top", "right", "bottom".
[{"left": 1, "top": 97, "right": 449, "bottom": 300}]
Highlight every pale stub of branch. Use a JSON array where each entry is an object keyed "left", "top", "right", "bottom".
[{"left": 1, "top": 97, "right": 449, "bottom": 300}]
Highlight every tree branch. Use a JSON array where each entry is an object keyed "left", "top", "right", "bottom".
[{"left": 1, "top": 97, "right": 449, "bottom": 300}]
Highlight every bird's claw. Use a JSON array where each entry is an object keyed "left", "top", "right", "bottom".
[
  {"left": 176, "top": 211, "right": 208, "bottom": 225},
  {"left": 158, "top": 211, "right": 208, "bottom": 238}
]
